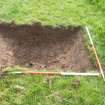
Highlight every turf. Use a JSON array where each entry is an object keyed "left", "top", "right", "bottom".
[
  {"left": 0, "top": 0, "right": 105, "bottom": 105},
  {"left": 0, "top": 0, "right": 93, "bottom": 25},
  {"left": 0, "top": 75, "right": 105, "bottom": 105},
  {"left": 0, "top": 66, "right": 105, "bottom": 105}
]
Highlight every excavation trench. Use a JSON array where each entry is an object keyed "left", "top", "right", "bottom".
[{"left": 0, "top": 24, "right": 94, "bottom": 72}]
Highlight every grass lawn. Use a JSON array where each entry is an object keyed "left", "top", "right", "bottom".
[
  {"left": 0, "top": 0, "right": 105, "bottom": 105},
  {"left": 0, "top": 75, "right": 105, "bottom": 105},
  {"left": 0, "top": 0, "right": 93, "bottom": 25}
]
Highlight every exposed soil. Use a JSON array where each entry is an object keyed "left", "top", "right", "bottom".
[{"left": 0, "top": 23, "right": 94, "bottom": 72}]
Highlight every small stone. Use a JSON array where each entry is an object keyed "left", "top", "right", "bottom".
[{"left": 8, "top": 51, "right": 14, "bottom": 56}]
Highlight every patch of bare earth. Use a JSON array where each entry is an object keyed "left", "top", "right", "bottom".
[{"left": 0, "top": 23, "right": 94, "bottom": 72}]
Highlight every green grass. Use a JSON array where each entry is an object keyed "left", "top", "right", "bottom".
[
  {"left": 0, "top": 0, "right": 93, "bottom": 25},
  {"left": 0, "top": 75, "right": 105, "bottom": 105},
  {"left": 0, "top": 0, "right": 105, "bottom": 105}
]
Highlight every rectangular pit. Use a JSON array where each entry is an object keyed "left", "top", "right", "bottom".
[{"left": 0, "top": 24, "right": 94, "bottom": 72}]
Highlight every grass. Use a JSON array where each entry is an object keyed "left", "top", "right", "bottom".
[
  {"left": 0, "top": 0, "right": 105, "bottom": 105},
  {"left": 0, "top": 0, "right": 93, "bottom": 25},
  {"left": 0, "top": 67, "right": 105, "bottom": 105},
  {"left": 0, "top": 75, "right": 105, "bottom": 105}
]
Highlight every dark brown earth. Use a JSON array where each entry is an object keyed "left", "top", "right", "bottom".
[{"left": 0, "top": 23, "right": 94, "bottom": 72}]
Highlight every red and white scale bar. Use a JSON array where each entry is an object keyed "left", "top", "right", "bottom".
[
  {"left": 9, "top": 71, "right": 100, "bottom": 76},
  {"left": 85, "top": 26, "right": 105, "bottom": 80}
]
